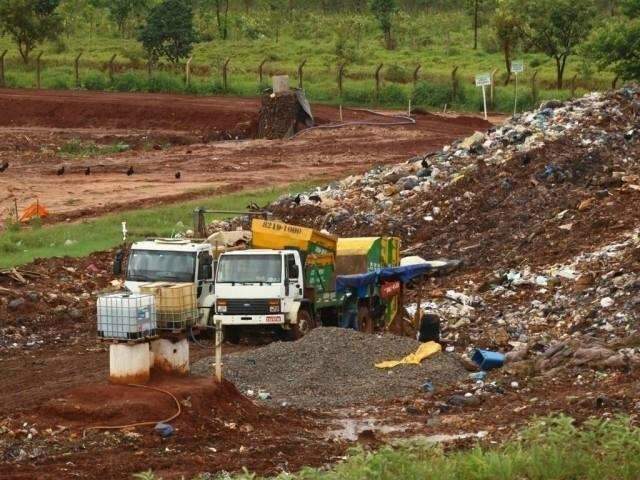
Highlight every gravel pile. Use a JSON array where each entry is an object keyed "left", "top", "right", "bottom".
[{"left": 192, "top": 327, "right": 467, "bottom": 408}]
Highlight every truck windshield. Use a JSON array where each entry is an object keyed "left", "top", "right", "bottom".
[
  {"left": 127, "top": 250, "right": 196, "bottom": 283},
  {"left": 216, "top": 254, "right": 282, "bottom": 284}
]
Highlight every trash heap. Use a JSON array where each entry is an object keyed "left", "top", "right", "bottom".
[{"left": 210, "top": 87, "right": 640, "bottom": 374}]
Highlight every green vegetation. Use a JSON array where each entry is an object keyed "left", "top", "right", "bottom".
[
  {"left": 0, "top": 183, "right": 313, "bottom": 269},
  {"left": 0, "top": 1, "right": 626, "bottom": 113},
  {"left": 137, "top": 416, "right": 640, "bottom": 480},
  {"left": 58, "top": 139, "right": 131, "bottom": 157}
]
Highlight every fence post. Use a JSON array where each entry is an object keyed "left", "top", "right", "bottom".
[
  {"left": 36, "top": 51, "right": 43, "bottom": 89},
  {"left": 375, "top": 63, "right": 383, "bottom": 100},
  {"left": 612, "top": 74, "right": 619, "bottom": 90},
  {"left": 0, "top": 50, "right": 7, "bottom": 88},
  {"left": 258, "top": 58, "right": 267, "bottom": 84},
  {"left": 297, "top": 58, "right": 307, "bottom": 89},
  {"left": 490, "top": 68, "right": 498, "bottom": 109},
  {"left": 531, "top": 70, "right": 539, "bottom": 106},
  {"left": 74, "top": 51, "right": 83, "bottom": 88},
  {"left": 108, "top": 54, "right": 117, "bottom": 83},
  {"left": 337, "top": 63, "right": 345, "bottom": 96},
  {"left": 222, "top": 58, "right": 230, "bottom": 91},
  {"left": 570, "top": 74, "right": 578, "bottom": 99},
  {"left": 413, "top": 64, "right": 421, "bottom": 85},
  {"left": 185, "top": 56, "right": 193, "bottom": 86},
  {"left": 451, "top": 66, "right": 459, "bottom": 102}
]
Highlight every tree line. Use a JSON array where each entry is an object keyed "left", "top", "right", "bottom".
[{"left": 0, "top": 0, "right": 638, "bottom": 90}]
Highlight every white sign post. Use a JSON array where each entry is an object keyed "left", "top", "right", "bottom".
[
  {"left": 475, "top": 73, "right": 491, "bottom": 120},
  {"left": 511, "top": 60, "right": 524, "bottom": 116}
]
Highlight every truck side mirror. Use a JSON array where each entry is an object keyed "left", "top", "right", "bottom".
[
  {"left": 289, "top": 264, "right": 299, "bottom": 279},
  {"left": 203, "top": 264, "right": 213, "bottom": 280},
  {"left": 113, "top": 249, "right": 123, "bottom": 276}
]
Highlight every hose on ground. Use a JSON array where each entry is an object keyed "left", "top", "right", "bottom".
[
  {"left": 188, "top": 325, "right": 210, "bottom": 349},
  {"left": 82, "top": 384, "right": 182, "bottom": 438},
  {"left": 291, "top": 107, "right": 416, "bottom": 139}
]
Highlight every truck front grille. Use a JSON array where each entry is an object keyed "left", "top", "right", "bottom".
[{"left": 223, "top": 299, "right": 270, "bottom": 315}]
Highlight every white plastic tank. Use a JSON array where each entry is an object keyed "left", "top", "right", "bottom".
[{"left": 97, "top": 292, "right": 156, "bottom": 340}]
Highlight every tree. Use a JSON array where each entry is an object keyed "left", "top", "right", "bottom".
[
  {"left": 106, "top": 0, "right": 149, "bottom": 36},
  {"left": 138, "top": 0, "right": 198, "bottom": 65},
  {"left": 0, "top": 0, "right": 64, "bottom": 64},
  {"left": 370, "top": 0, "right": 398, "bottom": 49},
  {"left": 518, "top": 0, "right": 596, "bottom": 89},
  {"left": 492, "top": 1, "right": 522, "bottom": 85},
  {"left": 466, "top": 0, "right": 495, "bottom": 49},
  {"left": 587, "top": 0, "right": 640, "bottom": 81},
  {"left": 214, "top": 0, "right": 229, "bottom": 40}
]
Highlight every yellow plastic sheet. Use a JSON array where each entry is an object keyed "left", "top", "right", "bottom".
[{"left": 375, "top": 341, "right": 442, "bottom": 369}]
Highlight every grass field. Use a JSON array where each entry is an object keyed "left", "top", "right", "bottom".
[
  {"left": 0, "top": 10, "right": 612, "bottom": 113},
  {"left": 0, "top": 183, "right": 313, "bottom": 269},
  {"left": 137, "top": 415, "right": 640, "bottom": 480}
]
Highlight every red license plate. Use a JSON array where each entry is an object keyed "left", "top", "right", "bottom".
[{"left": 265, "top": 315, "right": 281, "bottom": 323}]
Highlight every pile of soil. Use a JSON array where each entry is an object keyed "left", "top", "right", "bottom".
[
  {"left": 193, "top": 327, "right": 467, "bottom": 408},
  {"left": 257, "top": 90, "right": 311, "bottom": 139},
  {"left": 1, "top": 375, "right": 344, "bottom": 479}
]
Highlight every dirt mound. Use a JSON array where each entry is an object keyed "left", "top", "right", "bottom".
[
  {"left": 193, "top": 327, "right": 467, "bottom": 408},
  {"left": 36, "top": 376, "right": 259, "bottom": 428}
]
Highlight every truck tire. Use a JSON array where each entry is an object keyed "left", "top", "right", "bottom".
[
  {"left": 224, "top": 326, "right": 242, "bottom": 344},
  {"left": 357, "top": 305, "right": 374, "bottom": 334},
  {"left": 290, "top": 309, "right": 316, "bottom": 340}
]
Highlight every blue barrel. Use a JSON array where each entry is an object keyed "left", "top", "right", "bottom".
[{"left": 472, "top": 349, "right": 505, "bottom": 370}]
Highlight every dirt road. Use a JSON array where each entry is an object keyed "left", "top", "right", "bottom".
[{"left": 0, "top": 89, "right": 490, "bottom": 223}]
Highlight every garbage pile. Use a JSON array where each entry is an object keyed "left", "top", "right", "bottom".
[
  {"left": 0, "top": 252, "right": 116, "bottom": 351},
  {"left": 210, "top": 87, "right": 640, "bottom": 375}
]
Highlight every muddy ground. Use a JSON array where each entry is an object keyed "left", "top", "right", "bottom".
[{"left": 0, "top": 89, "right": 489, "bottom": 224}]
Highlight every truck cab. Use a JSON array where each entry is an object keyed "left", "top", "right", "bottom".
[
  {"left": 122, "top": 239, "right": 215, "bottom": 327},
  {"left": 213, "top": 249, "right": 306, "bottom": 335}
]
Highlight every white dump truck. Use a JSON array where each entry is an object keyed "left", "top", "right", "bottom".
[{"left": 118, "top": 238, "right": 217, "bottom": 328}]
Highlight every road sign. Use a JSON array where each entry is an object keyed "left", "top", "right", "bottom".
[
  {"left": 475, "top": 73, "right": 491, "bottom": 87},
  {"left": 511, "top": 60, "right": 524, "bottom": 74}
]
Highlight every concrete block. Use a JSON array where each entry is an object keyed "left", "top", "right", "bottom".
[
  {"left": 272, "top": 75, "right": 290, "bottom": 94},
  {"left": 150, "top": 338, "right": 190, "bottom": 375},
  {"left": 109, "top": 342, "right": 150, "bottom": 384}
]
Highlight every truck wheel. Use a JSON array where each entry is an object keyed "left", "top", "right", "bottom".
[
  {"left": 224, "top": 326, "right": 241, "bottom": 345},
  {"left": 357, "top": 306, "right": 374, "bottom": 334},
  {"left": 290, "top": 309, "right": 315, "bottom": 340}
]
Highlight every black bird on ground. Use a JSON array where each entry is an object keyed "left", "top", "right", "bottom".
[
  {"left": 126, "top": 166, "right": 134, "bottom": 176},
  {"left": 309, "top": 194, "right": 322, "bottom": 204},
  {"left": 175, "top": 171, "right": 181, "bottom": 180},
  {"left": 56, "top": 166, "right": 65, "bottom": 176},
  {"left": 421, "top": 158, "right": 430, "bottom": 169},
  {"left": 294, "top": 194, "right": 301, "bottom": 206},
  {"left": 0, "top": 161, "right": 8, "bottom": 173},
  {"left": 85, "top": 167, "right": 91, "bottom": 176}
]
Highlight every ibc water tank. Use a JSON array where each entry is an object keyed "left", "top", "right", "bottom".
[{"left": 97, "top": 292, "right": 156, "bottom": 340}]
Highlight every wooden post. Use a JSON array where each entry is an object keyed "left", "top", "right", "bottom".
[
  {"left": 612, "top": 74, "right": 619, "bottom": 90},
  {"left": 413, "top": 64, "right": 421, "bottom": 85},
  {"left": 490, "top": 68, "right": 498, "bottom": 108},
  {"left": 222, "top": 58, "right": 230, "bottom": 91},
  {"left": 108, "top": 54, "right": 117, "bottom": 83},
  {"left": 297, "top": 58, "right": 306, "bottom": 89},
  {"left": 36, "top": 52, "right": 43, "bottom": 89},
  {"left": 531, "top": 69, "right": 539, "bottom": 105},
  {"left": 570, "top": 74, "right": 578, "bottom": 99},
  {"left": 214, "top": 319, "right": 223, "bottom": 382},
  {"left": 258, "top": 58, "right": 267, "bottom": 84},
  {"left": 337, "top": 63, "right": 345, "bottom": 96},
  {"left": 451, "top": 66, "right": 459, "bottom": 102},
  {"left": 185, "top": 56, "right": 193, "bottom": 86},
  {"left": 14, "top": 198, "right": 18, "bottom": 222},
  {"left": 0, "top": 50, "right": 7, "bottom": 88},
  {"left": 375, "top": 63, "right": 383, "bottom": 100},
  {"left": 74, "top": 51, "right": 83, "bottom": 88}
]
